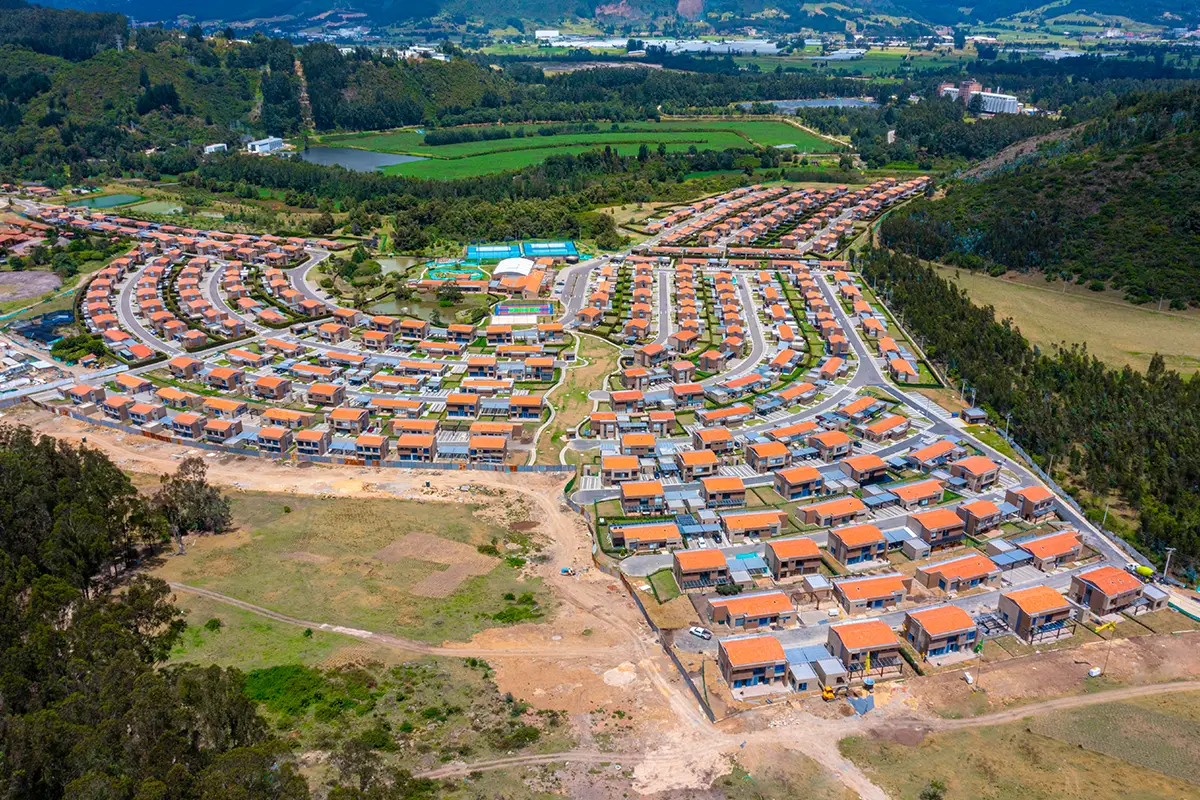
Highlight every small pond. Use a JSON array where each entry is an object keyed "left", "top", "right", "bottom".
[
  {"left": 297, "top": 147, "right": 427, "bottom": 173},
  {"left": 68, "top": 193, "right": 143, "bottom": 209}
]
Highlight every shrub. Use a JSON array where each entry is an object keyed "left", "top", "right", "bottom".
[{"left": 203, "top": 617, "right": 223, "bottom": 632}]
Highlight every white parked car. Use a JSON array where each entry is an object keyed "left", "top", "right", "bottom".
[{"left": 689, "top": 627, "right": 713, "bottom": 640}]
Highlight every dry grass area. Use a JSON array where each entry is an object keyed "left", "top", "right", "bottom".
[
  {"left": 151, "top": 492, "right": 550, "bottom": 643},
  {"left": 841, "top": 697, "right": 1200, "bottom": 800},
  {"left": 536, "top": 333, "right": 620, "bottom": 465},
  {"left": 907, "top": 627, "right": 1200, "bottom": 719},
  {"left": 935, "top": 265, "right": 1200, "bottom": 374}
]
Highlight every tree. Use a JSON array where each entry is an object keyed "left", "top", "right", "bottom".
[
  {"left": 839, "top": 153, "right": 854, "bottom": 171},
  {"left": 953, "top": 28, "right": 966, "bottom": 50},
  {"left": 919, "top": 779, "right": 947, "bottom": 800},
  {"left": 152, "top": 457, "right": 232, "bottom": 552},
  {"left": 436, "top": 284, "right": 464, "bottom": 304}
]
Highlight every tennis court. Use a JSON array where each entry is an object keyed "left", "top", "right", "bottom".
[
  {"left": 465, "top": 243, "right": 522, "bottom": 263},
  {"left": 522, "top": 241, "right": 578, "bottom": 258}
]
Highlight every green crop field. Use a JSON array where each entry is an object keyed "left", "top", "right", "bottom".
[{"left": 317, "top": 119, "right": 838, "bottom": 179}]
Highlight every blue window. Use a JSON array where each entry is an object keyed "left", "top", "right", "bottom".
[
  {"left": 775, "top": 665, "right": 785, "bottom": 674},
  {"left": 798, "top": 682, "right": 808, "bottom": 691}
]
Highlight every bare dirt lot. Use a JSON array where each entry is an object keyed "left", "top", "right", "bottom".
[{"left": 0, "top": 270, "right": 60, "bottom": 302}]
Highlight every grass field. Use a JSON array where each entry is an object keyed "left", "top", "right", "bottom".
[
  {"left": 935, "top": 266, "right": 1200, "bottom": 375},
  {"left": 840, "top": 692, "right": 1200, "bottom": 799},
  {"left": 535, "top": 333, "right": 619, "bottom": 465},
  {"left": 152, "top": 492, "right": 550, "bottom": 643},
  {"left": 319, "top": 119, "right": 837, "bottom": 180}
]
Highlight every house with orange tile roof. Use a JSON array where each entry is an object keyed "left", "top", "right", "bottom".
[
  {"left": 891, "top": 478, "right": 944, "bottom": 510},
  {"left": 800, "top": 496, "right": 867, "bottom": 529},
  {"left": 601, "top": 453, "right": 640, "bottom": 486},
  {"left": 916, "top": 553, "right": 1001, "bottom": 593},
  {"left": 700, "top": 476, "right": 746, "bottom": 507},
  {"left": 608, "top": 521, "right": 682, "bottom": 552},
  {"left": 839, "top": 454, "right": 888, "bottom": 485},
  {"left": 620, "top": 480, "right": 666, "bottom": 516},
  {"left": 956, "top": 499, "right": 1002, "bottom": 536},
  {"left": 691, "top": 427, "right": 734, "bottom": 456},
  {"left": 833, "top": 573, "right": 910, "bottom": 613},
  {"left": 445, "top": 393, "right": 479, "bottom": 419},
  {"left": 295, "top": 429, "right": 331, "bottom": 456},
  {"left": 888, "top": 357, "right": 918, "bottom": 383},
  {"left": 718, "top": 635, "right": 788, "bottom": 690},
  {"left": 721, "top": 510, "right": 787, "bottom": 541},
  {"left": 1015, "top": 530, "right": 1083, "bottom": 571},
  {"left": 766, "top": 420, "right": 818, "bottom": 445},
  {"left": 204, "top": 418, "right": 243, "bottom": 444},
  {"left": 648, "top": 410, "right": 676, "bottom": 437},
  {"left": 746, "top": 440, "right": 791, "bottom": 473},
  {"left": 261, "top": 407, "right": 315, "bottom": 430},
  {"left": 306, "top": 383, "right": 346, "bottom": 407},
  {"left": 827, "top": 620, "right": 903, "bottom": 679},
  {"left": 172, "top": 413, "right": 207, "bottom": 440},
  {"left": 905, "top": 439, "right": 967, "bottom": 472},
  {"left": 676, "top": 448, "right": 719, "bottom": 481},
  {"left": 1005, "top": 485, "right": 1056, "bottom": 522},
  {"left": 468, "top": 435, "right": 508, "bottom": 464},
  {"left": 327, "top": 406, "right": 370, "bottom": 434},
  {"left": 673, "top": 548, "right": 731, "bottom": 590},
  {"left": 859, "top": 414, "right": 910, "bottom": 443},
  {"left": 807, "top": 429, "right": 852, "bottom": 460},
  {"left": 610, "top": 389, "right": 644, "bottom": 413},
  {"left": 910, "top": 507, "right": 966, "bottom": 549},
  {"left": 202, "top": 396, "right": 248, "bottom": 421},
  {"left": 950, "top": 455, "right": 1001, "bottom": 492},
  {"left": 826, "top": 523, "right": 886, "bottom": 565},
  {"left": 251, "top": 375, "right": 292, "bottom": 401},
  {"left": 1069, "top": 566, "right": 1165, "bottom": 617},
  {"left": 620, "top": 431, "right": 657, "bottom": 457},
  {"left": 353, "top": 433, "right": 388, "bottom": 461},
  {"left": 774, "top": 465, "right": 824, "bottom": 501},
  {"left": 393, "top": 433, "right": 436, "bottom": 463},
  {"left": 706, "top": 591, "right": 796, "bottom": 631},
  {"left": 903, "top": 606, "right": 979, "bottom": 659},
  {"left": 765, "top": 537, "right": 821, "bottom": 580},
  {"left": 997, "top": 586, "right": 1074, "bottom": 643},
  {"left": 256, "top": 425, "right": 293, "bottom": 454}
]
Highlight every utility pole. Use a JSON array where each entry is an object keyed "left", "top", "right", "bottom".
[
  {"left": 1163, "top": 547, "right": 1176, "bottom": 581},
  {"left": 1003, "top": 411, "right": 1011, "bottom": 440},
  {"left": 1101, "top": 502, "right": 1109, "bottom": 530}
]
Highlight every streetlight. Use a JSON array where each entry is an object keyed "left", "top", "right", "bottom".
[
  {"left": 1003, "top": 411, "right": 1011, "bottom": 440},
  {"left": 1163, "top": 547, "right": 1177, "bottom": 581}
]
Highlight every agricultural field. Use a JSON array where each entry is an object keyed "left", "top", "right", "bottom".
[
  {"left": 733, "top": 47, "right": 969, "bottom": 76},
  {"left": 151, "top": 492, "right": 552, "bottom": 643},
  {"left": 840, "top": 691, "right": 1200, "bottom": 800},
  {"left": 316, "top": 119, "right": 838, "bottom": 180},
  {"left": 934, "top": 266, "right": 1200, "bottom": 375}
]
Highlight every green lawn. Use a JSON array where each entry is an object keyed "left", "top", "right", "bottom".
[
  {"left": 319, "top": 119, "right": 837, "bottom": 180},
  {"left": 964, "top": 424, "right": 1020, "bottom": 460},
  {"left": 648, "top": 569, "right": 682, "bottom": 604}
]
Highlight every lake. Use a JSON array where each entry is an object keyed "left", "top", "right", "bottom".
[
  {"left": 376, "top": 256, "right": 424, "bottom": 275},
  {"left": 68, "top": 193, "right": 142, "bottom": 209},
  {"left": 298, "top": 147, "right": 427, "bottom": 173}
]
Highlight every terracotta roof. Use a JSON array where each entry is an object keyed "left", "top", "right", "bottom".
[
  {"left": 394, "top": 433, "right": 434, "bottom": 448},
  {"left": 892, "top": 479, "right": 943, "bottom": 502},
  {"left": 831, "top": 620, "right": 899, "bottom": 652},
  {"left": 356, "top": 434, "right": 386, "bottom": 447},
  {"left": 769, "top": 421, "right": 818, "bottom": 439},
  {"left": 953, "top": 455, "right": 999, "bottom": 476},
  {"left": 721, "top": 511, "right": 786, "bottom": 531},
  {"left": 920, "top": 553, "right": 998, "bottom": 582},
  {"left": 602, "top": 455, "right": 639, "bottom": 470},
  {"left": 1004, "top": 585, "right": 1070, "bottom": 616},
  {"left": 864, "top": 415, "right": 908, "bottom": 435},
  {"left": 679, "top": 449, "right": 718, "bottom": 467},
  {"left": 710, "top": 591, "right": 793, "bottom": 618},
  {"left": 842, "top": 454, "right": 886, "bottom": 472},
  {"left": 808, "top": 497, "right": 867, "bottom": 518},
  {"left": 1018, "top": 531, "right": 1081, "bottom": 560},
  {"left": 1077, "top": 565, "right": 1143, "bottom": 596},
  {"left": 720, "top": 635, "right": 786, "bottom": 667},
  {"left": 910, "top": 507, "right": 964, "bottom": 531},
  {"left": 840, "top": 396, "right": 878, "bottom": 416},
  {"left": 836, "top": 574, "right": 907, "bottom": 601},
  {"left": 1011, "top": 485, "right": 1053, "bottom": 503},
  {"left": 622, "top": 433, "right": 656, "bottom": 448},
  {"left": 620, "top": 480, "right": 664, "bottom": 499},
  {"left": 611, "top": 522, "right": 680, "bottom": 543},
  {"left": 959, "top": 499, "right": 1000, "bottom": 517},
  {"left": 908, "top": 605, "right": 976, "bottom": 637},
  {"left": 810, "top": 430, "right": 851, "bottom": 447},
  {"left": 674, "top": 549, "right": 728, "bottom": 571},
  {"left": 767, "top": 537, "right": 820, "bottom": 559},
  {"left": 908, "top": 439, "right": 958, "bottom": 463},
  {"left": 748, "top": 441, "right": 789, "bottom": 458},
  {"left": 829, "top": 523, "right": 885, "bottom": 547},
  {"left": 701, "top": 476, "right": 745, "bottom": 493},
  {"left": 777, "top": 465, "right": 821, "bottom": 484}
]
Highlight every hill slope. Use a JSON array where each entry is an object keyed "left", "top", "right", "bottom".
[{"left": 879, "top": 90, "right": 1200, "bottom": 307}]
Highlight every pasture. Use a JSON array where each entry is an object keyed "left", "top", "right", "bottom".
[
  {"left": 317, "top": 119, "right": 838, "bottom": 180},
  {"left": 934, "top": 266, "right": 1200, "bottom": 375},
  {"left": 151, "top": 492, "right": 551, "bottom": 643}
]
